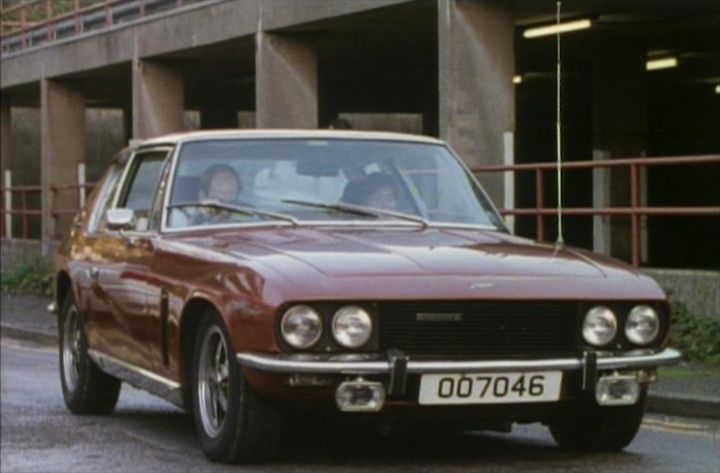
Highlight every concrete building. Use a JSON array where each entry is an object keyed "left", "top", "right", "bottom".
[{"left": 1, "top": 0, "right": 718, "bottom": 313}]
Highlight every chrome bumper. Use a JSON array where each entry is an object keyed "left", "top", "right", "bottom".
[{"left": 236, "top": 348, "right": 682, "bottom": 375}]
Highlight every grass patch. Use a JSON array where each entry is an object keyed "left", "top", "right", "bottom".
[
  {"left": 669, "top": 303, "right": 720, "bottom": 367},
  {"left": 658, "top": 366, "right": 717, "bottom": 379},
  {"left": 0, "top": 260, "right": 53, "bottom": 297}
]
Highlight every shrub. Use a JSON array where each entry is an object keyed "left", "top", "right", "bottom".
[
  {"left": 0, "top": 260, "right": 53, "bottom": 296},
  {"left": 670, "top": 303, "right": 720, "bottom": 366}
]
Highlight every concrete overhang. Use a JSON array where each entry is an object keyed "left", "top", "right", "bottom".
[{"left": 0, "top": 0, "right": 415, "bottom": 90}]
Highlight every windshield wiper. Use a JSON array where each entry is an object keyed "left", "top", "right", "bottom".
[
  {"left": 168, "top": 200, "right": 299, "bottom": 226},
  {"left": 281, "top": 199, "right": 428, "bottom": 228}
]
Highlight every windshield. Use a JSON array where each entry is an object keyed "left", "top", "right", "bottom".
[{"left": 165, "top": 139, "right": 504, "bottom": 230}]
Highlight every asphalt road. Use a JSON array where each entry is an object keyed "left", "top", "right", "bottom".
[{"left": 1, "top": 337, "right": 719, "bottom": 473}]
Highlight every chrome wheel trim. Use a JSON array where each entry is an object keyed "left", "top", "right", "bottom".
[
  {"left": 197, "top": 326, "right": 230, "bottom": 439},
  {"left": 62, "top": 306, "right": 81, "bottom": 392}
]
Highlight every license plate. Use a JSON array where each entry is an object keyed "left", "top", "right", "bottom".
[{"left": 418, "top": 371, "right": 562, "bottom": 405}]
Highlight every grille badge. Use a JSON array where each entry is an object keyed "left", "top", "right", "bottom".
[{"left": 416, "top": 313, "right": 463, "bottom": 322}]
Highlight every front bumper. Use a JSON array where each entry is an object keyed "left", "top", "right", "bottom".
[
  {"left": 238, "top": 348, "right": 681, "bottom": 402},
  {"left": 236, "top": 348, "right": 682, "bottom": 376}
]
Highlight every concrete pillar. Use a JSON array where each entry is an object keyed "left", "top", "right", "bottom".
[
  {"left": 256, "top": 32, "right": 318, "bottom": 128},
  {"left": 200, "top": 107, "right": 238, "bottom": 129},
  {"left": 0, "top": 100, "right": 11, "bottom": 178},
  {"left": 41, "top": 79, "right": 85, "bottom": 241},
  {"left": 592, "top": 43, "right": 647, "bottom": 262},
  {"left": 438, "top": 0, "right": 515, "bottom": 206},
  {"left": 132, "top": 59, "right": 184, "bottom": 139}
]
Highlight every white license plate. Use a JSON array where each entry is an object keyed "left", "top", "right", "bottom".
[{"left": 418, "top": 371, "right": 562, "bottom": 405}]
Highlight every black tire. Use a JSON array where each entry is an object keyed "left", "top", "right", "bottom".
[
  {"left": 192, "top": 310, "right": 282, "bottom": 463},
  {"left": 548, "top": 399, "right": 645, "bottom": 451},
  {"left": 59, "top": 290, "right": 121, "bottom": 415}
]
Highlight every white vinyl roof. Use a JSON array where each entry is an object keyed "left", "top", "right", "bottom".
[{"left": 137, "top": 129, "right": 445, "bottom": 148}]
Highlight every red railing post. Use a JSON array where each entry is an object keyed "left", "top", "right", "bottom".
[
  {"left": 105, "top": 0, "right": 113, "bottom": 27},
  {"left": 21, "top": 188, "right": 28, "bottom": 239},
  {"left": 630, "top": 163, "right": 640, "bottom": 267},
  {"left": 45, "top": 0, "right": 52, "bottom": 41},
  {"left": 535, "top": 168, "right": 544, "bottom": 241}
]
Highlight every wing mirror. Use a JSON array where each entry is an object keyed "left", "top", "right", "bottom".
[{"left": 106, "top": 208, "right": 136, "bottom": 231}]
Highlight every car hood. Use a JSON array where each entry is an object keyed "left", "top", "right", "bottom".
[
  {"left": 212, "top": 227, "right": 604, "bottom": 278},
  {"left": 165, "top": 226, "right": 665, "bottom": 302}
]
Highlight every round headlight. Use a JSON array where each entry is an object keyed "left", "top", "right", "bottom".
[
  {"left": 280, "top": 305, "right": 322, "bottom": 349},
  {"left": 625, "top": 305, "right": 660, "bottom": 345},
  {"left": 583, "top": 306, "right": 617, "bottom": 346},
  {"left": 332, "top": 306, "right": 372, "bottom": 348}
]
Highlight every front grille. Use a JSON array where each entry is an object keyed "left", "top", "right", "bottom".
[{"left": 378, "top": 301, "right": 580, "bottom": 357}]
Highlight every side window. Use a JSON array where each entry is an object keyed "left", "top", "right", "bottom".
[{"left": 117, "top": 150, "right": 170, "bottom": 232}]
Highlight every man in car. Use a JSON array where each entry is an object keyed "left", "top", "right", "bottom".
[
  {"left": 199, "top": 164, "right": 242, "bottom": 203},
  {"left": 342, "top": 172, "right": 399, "bottom": 211}
]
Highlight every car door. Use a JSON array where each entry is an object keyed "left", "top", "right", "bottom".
[{"left": 89, "top": 147, "right": 173, "bottom": 370}]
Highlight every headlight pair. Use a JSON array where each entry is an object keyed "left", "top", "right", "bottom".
[
  {"left": 280, "top": 305, "right": 372, "bottom": 350},
  {"left": 582, "top": 304, "right": 660, "bottom": 347}
]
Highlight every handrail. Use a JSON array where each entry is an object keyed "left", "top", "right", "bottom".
[
  {"left": 1, "top": 0, "right": 200, "bottom": 54},
  {"left": 0, "top": 181, "right": 95, "bottom": 240},
  {"left": 472, "top": 154, "right": 720, "bottom": 267}
]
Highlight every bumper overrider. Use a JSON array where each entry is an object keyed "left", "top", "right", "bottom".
[{"left": 236, "top": 348, "right": 682, "bottom": 412}]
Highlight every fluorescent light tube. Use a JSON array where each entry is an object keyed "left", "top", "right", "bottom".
[
  {"left": 645, "top": 57, "right": 678, "bottom": 71},
  {"left": 523, "top": 19, "right": 592, "bottom": 38}
]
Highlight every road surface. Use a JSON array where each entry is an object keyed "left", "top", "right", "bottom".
[{"left": 1, "top": 336, "right": 718, "bottom": 473}]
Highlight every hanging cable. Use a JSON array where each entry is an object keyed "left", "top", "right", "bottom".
[{"left": 555, "top": 0, "right": 565, "bottom": 245}]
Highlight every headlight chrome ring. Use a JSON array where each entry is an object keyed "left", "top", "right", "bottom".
[
  {"left": 583, "top": 306, "right": 618, "bottom": 346},
  {"left": 625, "top": 305, "right": 660, "bottom": 346},
  {"left": 332, "top": 306, "right": 373, "bottom": 348},
  {"left": 280, "top": 305, "right": 323, "bottom": 349}
]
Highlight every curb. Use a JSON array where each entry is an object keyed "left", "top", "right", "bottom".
[
  {"left": 647, "top": 393, "right": 720, "bottom": 420},
  {"left": 1, "top": 324, "right": 719, "bottom": 420},
  {"left": 0, "top": 324, "right": 57, "bottom": 347}
]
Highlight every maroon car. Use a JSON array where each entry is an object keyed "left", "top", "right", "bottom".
[{"left": 53, "top": 130, "right": 681, "bottom": 463}]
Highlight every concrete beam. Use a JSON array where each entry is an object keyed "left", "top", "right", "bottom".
[
  {"left": 0, "top": 100, "right": 11, "bottom": 177},
  {"left": 438, "top": 0, "right": 515, "bottom": 206},
  {"left": 132, "top": 59, "right": 184, "bottom": 139},
  {"left": 41, "top": 79, "right": 85, "bottom": 241},
  {"left": 256, "top": 33, "right": 318, "bottom": 129},
  {"left": 1, "top": 0, "right": 413, "bottom": 90}
]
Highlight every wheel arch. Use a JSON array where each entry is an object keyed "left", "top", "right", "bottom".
[{"left": 56, "top": 270, "right": 73, "bottom": 316}]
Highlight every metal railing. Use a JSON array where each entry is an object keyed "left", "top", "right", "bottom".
[
  {"left": 472, "top": 154, "right": 720, "bottom": 267},
  {"left": 0, "top": 173, "right": 41, "bottom": 240},
  {"left": 1, "top": 0, "right": 207, "bottom": 55},
  {"left": 0, "top": 168, "right": 94, "bottom": 240}
]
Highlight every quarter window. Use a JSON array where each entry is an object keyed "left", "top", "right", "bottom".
[{"left": 117, "top": 150, "right": 170, "bottom": 231}]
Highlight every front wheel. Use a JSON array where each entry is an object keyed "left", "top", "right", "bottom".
[
  {"left": 59, "top": 291, "right": 121, "bottom": 414},
  {"left": 192, "top": 312, "right": 282, "bottom": 463},
  {"left": 548, "top": 400, "right": 645, "bottom": 451}
]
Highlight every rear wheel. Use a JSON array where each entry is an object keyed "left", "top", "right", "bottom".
[
  {"left": 548, "top": 400, "right": 645, "bottom": 451},
  {"left": 59, "top": 291, "right": 121, "bottom": 414},
  {"left": 192, "top": 311, "right": 282, "bottom": 463}
]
